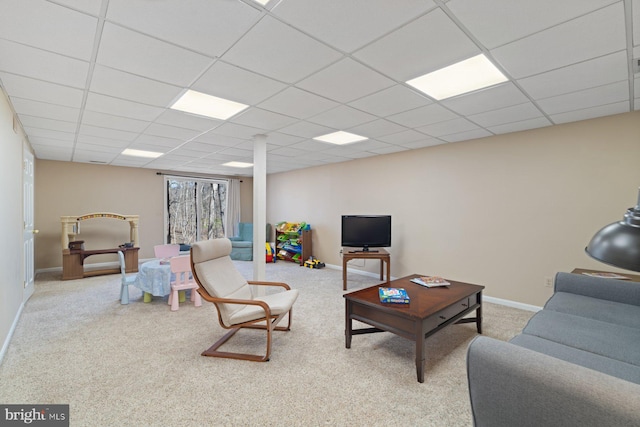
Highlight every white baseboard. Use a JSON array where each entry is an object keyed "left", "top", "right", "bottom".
[
  {"left": 0, "top": 301, "right": 24, "bottom": 367},
  {"left": 483, "top": 296, "right": 541, "bottom": 312},
  {"left": 330, "top": 263, "right": 542, "bottom": 312}
]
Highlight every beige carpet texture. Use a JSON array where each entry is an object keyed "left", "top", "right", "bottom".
[{"left": 0, "top": 260, "right": 533, "bottom": 426}]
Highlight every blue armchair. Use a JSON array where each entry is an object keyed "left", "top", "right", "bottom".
[{"left": 229, "top": 223, "right": 272, "bottom": 261}]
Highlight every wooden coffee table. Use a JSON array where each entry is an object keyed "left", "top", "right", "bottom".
[{"left": 344, "top": 274, "right": 484, "bottom": 383}]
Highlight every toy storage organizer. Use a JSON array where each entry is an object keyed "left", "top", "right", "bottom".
[{"left": 275, "top": 222, "right": 312, "bottom": 266}]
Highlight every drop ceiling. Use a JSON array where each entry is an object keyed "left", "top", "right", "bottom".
[{"left": 1, "top": 0, "right": 638, "bottom": 177}]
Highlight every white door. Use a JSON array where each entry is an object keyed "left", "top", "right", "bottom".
[{"left": 23, "top": 148, "right": 35, "bottom": 301}]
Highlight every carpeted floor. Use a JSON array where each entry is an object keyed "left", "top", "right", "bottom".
[{"left": 0, "top": 261, "right": 533, "bottom": 426}]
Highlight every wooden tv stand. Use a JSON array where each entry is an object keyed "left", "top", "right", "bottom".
[
  {"left": 342, "top": 248, "right": 390, "bottom": 290},
  {"left": 62, "top": 247, "right": 139, "bottom": 280}
]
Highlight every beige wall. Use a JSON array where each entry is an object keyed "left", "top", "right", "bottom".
[
  {"left": 35, "top": 162, "right": 254, "bottom": 269},
  {"left": 267, "top": 111, "right": 640, "bottom": 307}
]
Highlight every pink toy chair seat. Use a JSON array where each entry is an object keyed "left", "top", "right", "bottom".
[
  {"left": 168, "top": 255, "right": 202, "bottom": 311},
  {"left": 154, "top": 244, "right": 180, "bottom": 259}
]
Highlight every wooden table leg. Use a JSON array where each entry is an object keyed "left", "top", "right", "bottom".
[
  {"left": 415, "top": 324, "right": 425, "bottom": 383},
  {"left": 345, "top": 301, "right": 353, "bottom": 348},
  {"left": 386, "top": 258, "right": 390, "bottom": 284},
  {"left": 343, "top": 258, "right": 348, "bottom": 291},
  {"left": 476, "top": 292, "right": 483, "bottom": 334}
]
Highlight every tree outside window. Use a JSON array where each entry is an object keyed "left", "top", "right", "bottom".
[{"left": 165, "top": 177, "right": 227, "bottom": 244}]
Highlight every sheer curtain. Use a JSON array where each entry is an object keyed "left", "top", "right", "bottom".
[{"left": 226, "top": 178, "right": 241, "bottom": 238}]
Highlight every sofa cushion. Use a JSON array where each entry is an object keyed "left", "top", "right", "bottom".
[
  {"left": 544, "top": 291, "right": 640, "bottom": 329},
  {"left": 510, "top": 333, "right": 640, "bottom": 385},
  {"left": 555, "top": 272, "right": 640, "bottom": 306},
  {"left": 521, "top": 309, "right": 640, "bottom": 366}
]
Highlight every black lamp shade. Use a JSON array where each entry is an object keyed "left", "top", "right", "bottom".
[{"left": 585, "top": 189, "right": 640, "bottom": 272}]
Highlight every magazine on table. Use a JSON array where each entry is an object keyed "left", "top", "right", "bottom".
[{"left": 411, "top": 276, "right": 451, "bottom": 287}]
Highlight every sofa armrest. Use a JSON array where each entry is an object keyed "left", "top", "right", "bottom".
[
  {"left": 554, "top": 272, "right": 640, "bottom": 306},
  {"left": 467, "top": 336, "right": 640, "bottom": 427}
]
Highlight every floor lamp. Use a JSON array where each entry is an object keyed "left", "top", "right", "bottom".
[{"left": 585, "top": 188, "right": 640, "bottom": 272}]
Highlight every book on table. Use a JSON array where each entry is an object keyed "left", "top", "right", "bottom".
[
  {"left": 379, "top": 287, "right": 410, "bottom": 304},
  {"left": 411, "top": 276, "right": 451, "bottom": 287}
]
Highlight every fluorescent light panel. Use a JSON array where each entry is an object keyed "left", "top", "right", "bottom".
[
  {"left": 406, "top": 54, "right": 508, "bottom": 100},
  {"left": 171, "top": 90, "right": 248, "bottom": 120},
  {"left": 223, "top": 161, "right": 253, "bottom": 168},
  {"left": 121, "top": 148, "right": 163, "bottom": 158},
  {"left": 313, "top": 131, "right": 368, "bottom": 145}
]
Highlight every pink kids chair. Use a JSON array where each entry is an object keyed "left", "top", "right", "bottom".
[{"left": 168, "top": 255, "right": 202, "bottom": 311}]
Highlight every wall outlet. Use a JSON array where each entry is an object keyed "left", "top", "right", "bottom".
[{"left": 544, "top": 277, "right": 553, "bottom": 288}]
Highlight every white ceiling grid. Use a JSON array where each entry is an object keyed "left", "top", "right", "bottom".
[{"left": 0, "top": 0, "right": 637, "bottom": 176}]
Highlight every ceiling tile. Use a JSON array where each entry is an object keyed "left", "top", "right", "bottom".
[
  {"left": 276, "top": 121, "right": 336, "bottom": 139},
  {"left": 81, "top": 111, "right": 150, "bottom": 133},
  {"left": 11, "top": 98, "right": 80, "bottom": 122},
  {"left": 353, "top": 8, "right": 479, "bottom": 81},
  {"left": 537, "top": 81, "right": 629, "bottom": 115},
  {"left": 388, "top": 104, "right": 459, "bottom": 128},
  {"left": 106, "top": 0, "right": 261, "bottom": 57},
  {"left": 0, "top": 72, "right": 84, "bottom": 108},
  {"left": 517, "top": 51, "right": 629, "bottom": 100},
  {"left": 206, "top": 122, "right": 264, "bottom": 140},
  {"left": 469, "top": 103, "right": 544, "bottom": 127},
  {"left": 272, "top": 0, "right": 436, "bottom": 52},
  {"left": 143, "top": 123, "right": 201, "bottom": 141},
  {"left": 348, "top": 85, "right": 432, "bottom": 116},
  {"left": 76, "top": 135, "right": 130, "bottom": 148},
  {"left": 0, "top": 0, "right": 98, "bottom": 60},
  {"left": 221, "top": 16, "right": 343, "bottom": 83},
  {"left": 258, "top": 87, "right": 339, "bottom": 120},
  {"left": 51, "top": 0, "right": 103, "bottom": 16},
  {"left": 23, "top": 127, "right": 74, "bottom": 142},
  {"left": 153, "top": 110, "right": 222, "bottom": 132},
  {"left": 307, "top": 105, "right": 377, "bottom": 129},
  {"left": 89, "top": 65, "right": 182, "bottom": 107},
  {"left": 417, "top": 117, "right": 480, "bottom": 137},
  {"left": 230, "top": 107, "right": 299, "bottom": 131},
  {"left": 491, "top": 3, "right": 627, "bottom": 79},
  {"left": 79, "top": 124, "right": 138, "bottom": 141},
  {"left": 550, "top": 101, "right": 630, "bottom": 123},
  {"left": 0, "top": 39, "right": 89, "bottom": 88},
  {"left": 19, "top": 115, "right": 78, "bottom": 133},
  {"left": 192, "top": 61, "right": 288, "bottom": 106},
  {"left": 488, "top": 117, "right": 552, "bottom": 135},
  {"left": 378, "top": 129, "right": 432, "bottom": 144},
  {"left": 399, "top": 138, "right": 446, "bottom": 149},
  {"left": 441, "top": 83, "right": 529, "bottom": 116},
  {"left": 84, "top": 93, "right": 165, "bottom": 122},
  {"left": 132, "top": 134, "right": 183, "bottom": 149},
  {"left": 96, "top": 23, "right": 214, "bottom": 86},
  {"left": 347, "top": 119, "right": 408, "bottom": 138},
  {"left": 447, "top": 0, "right": 619, "bottom": 49},
  {"left": 296, "top": 58, "right": 395, "bottom": 103},
  {"left": 440, "top": 128, "right": 492, "bottom": 143}
]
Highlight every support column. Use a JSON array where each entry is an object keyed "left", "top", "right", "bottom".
[{"left": 252, "top": 134, "right": 267, "bottom": 285}]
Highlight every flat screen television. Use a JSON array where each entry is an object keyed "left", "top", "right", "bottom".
[{"left": 341, "top": 215, "right": 391, "bottom": 252}]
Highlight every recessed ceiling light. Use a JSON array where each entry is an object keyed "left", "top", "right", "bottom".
[
  {"left": 406, "top": 54, "right": 508, "bottom": 100},
  {"left": 313, "top": 131, "right": 368, "bottom": 145},
  {"left": 253, "top": 0, "right": 270, "bottom": 5},
  {"left": 170, "top": 90, "right": 249, "bottom": 120},
  {"left": 121, "top": 148, "right": 163, "bottom": 158},
  {"left": 223, "top": 161, "right": 253, "bottom": 168}
]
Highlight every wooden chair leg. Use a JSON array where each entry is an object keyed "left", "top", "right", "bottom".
[{"left": 201, "top": 310, "right": 293, "bottom": 362}]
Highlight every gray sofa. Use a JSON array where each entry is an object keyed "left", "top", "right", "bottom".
[{"left": 467, "top": 272, "right": 640, "bottom": 427}]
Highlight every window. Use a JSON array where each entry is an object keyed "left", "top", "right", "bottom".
[{"left": 165, "top": 177, "right": 228, "bottom": 245}]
